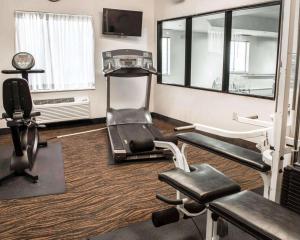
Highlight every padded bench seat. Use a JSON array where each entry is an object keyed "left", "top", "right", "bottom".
[
  {"left": 177, "top": 132, "right": 271, "bottom": 172},
  {"left": 158, "top": 164, "right": 241, "bottom": 204},
  {"left": 210, "top": 191, "right": 300, "bottom": 240}
]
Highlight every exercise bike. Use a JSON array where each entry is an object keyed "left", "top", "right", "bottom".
[{"left": 1, "top": 52, "right": 47, "bottom": 184}]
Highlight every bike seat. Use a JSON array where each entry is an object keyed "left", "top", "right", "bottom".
[{"left": 3, "top": 78, "right": 33, "bottom": 119}]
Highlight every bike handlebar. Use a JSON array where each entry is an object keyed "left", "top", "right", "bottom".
[{"left": 2, "top": 69, "right": 45, "bottom": 74}]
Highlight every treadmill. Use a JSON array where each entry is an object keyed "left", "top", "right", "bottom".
[{"left": 102, "top": 49, "right": 172, "bottom": 162}]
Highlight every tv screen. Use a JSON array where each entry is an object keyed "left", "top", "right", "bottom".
[{"left": 102, "top": 8, "right": 143, "bottom": 37}]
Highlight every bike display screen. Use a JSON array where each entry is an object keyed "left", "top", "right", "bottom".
[{"left": 12, "top": 52, "right": 35, "bottom": 70}]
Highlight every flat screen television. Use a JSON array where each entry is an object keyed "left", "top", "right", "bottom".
[{"left": 102, "top": 8, "right": 143, "bottom": 37}]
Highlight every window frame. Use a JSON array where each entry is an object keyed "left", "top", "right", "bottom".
[
  {"left": 157, "top": 17, "right": 188, "bottom": 87},
  {"left": 189, "top": 12, "right": 226, "bottom": 91},
  {"left": 157, "top": 1, "right": 282, "bottom": 100}
]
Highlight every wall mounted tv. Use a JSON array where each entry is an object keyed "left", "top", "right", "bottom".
[{"left": 102, "top": 8, "right": 143, "bottom": 37}]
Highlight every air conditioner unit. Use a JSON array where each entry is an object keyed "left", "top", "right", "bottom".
[{"left": 33, "top": 97, "right": 91, "bottom": 124}]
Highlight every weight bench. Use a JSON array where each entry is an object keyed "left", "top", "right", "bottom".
[
  {"left": 155, "top": 162, "right": 300, "bottom": 240},
  {"left": 153, "top": 163, "right": 241, "bottom": 228},
  {"left": 208, "top": 190, "right": 300, "bottom": 240},
  {"left": 158, "top": 163, "right": 241, "bottom": 204},
  {"left": 177, "top": 132, "right": 271, "bottom": 198}
]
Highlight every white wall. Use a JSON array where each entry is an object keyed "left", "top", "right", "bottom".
[
  {"left": 0, "top": 0, "right": 280, "bottom": 135},
  {"left": 0, "top": 0, "right": 155, "bottom": 128},
  {"left": 154, "top": 0, "right": 277, "bottom": 135}
]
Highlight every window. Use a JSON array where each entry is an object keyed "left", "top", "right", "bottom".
[
  {"left": 191, "top": 13, "right": 225, "bottom": 90},
  {"left": 230, "top": 41, "right": 250, "bottom": 73},
  {"left": 229, "top": 5, "right": 280, "bottom": 97},
  {"left": 15, "top": 11, "right": 95, "bottom": 92},
  {"left": 158, "top": 2, "right": 281, "bottom": 99},
  {"left": 160, "top": 19, "right": 186, "bottom": 85},
  {"left": 162, "top": 37, "right": 171, "bottom": 75}
]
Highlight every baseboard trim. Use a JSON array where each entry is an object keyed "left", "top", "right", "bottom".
[
  {"left": 1, "top": 113, "right": 187, "bottom": 136},
  {"left": 0, "top": 128, "right": 10, "bottom": 135},
  {"left": 0, "top": 118, "right": 106, "bottom": 135},
  {"left": 0, "top": 113, "right": 257, "bottom": 150},
  {"left": 43, "top": 118, "right": 106, "bottom": 131},
  {"left": 151, "top": 113, "right": 256, "bottom": 150}
]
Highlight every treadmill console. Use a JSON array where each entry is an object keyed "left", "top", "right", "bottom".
[{"left": 102, "top": 49, "right": 156, "bottom": 76}]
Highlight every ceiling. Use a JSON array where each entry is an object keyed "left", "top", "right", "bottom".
[{"left": 234, "top": 5, "right": 280, "bottom": 19}]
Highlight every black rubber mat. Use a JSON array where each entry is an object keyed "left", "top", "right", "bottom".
[
  {"left": 88, "top": 214, "right": 256, "bottom": 240},
  {"left": 0, "top": 143, "right": 65, "bottom": 200},
  {"left": 89, "top": 218, "right": 202, "bottom": 240}
]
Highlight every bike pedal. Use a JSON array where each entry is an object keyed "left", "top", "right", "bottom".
[{"left": 32, "top": 175, "right": 39, "bottom": 183}]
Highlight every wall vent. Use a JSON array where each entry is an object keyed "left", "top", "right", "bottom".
[
  {"left": 33, "top": 97, "right": 75, "bottom": 105},
  {"left": 34, "top": 97, "right": 91, "bottom": 124}
]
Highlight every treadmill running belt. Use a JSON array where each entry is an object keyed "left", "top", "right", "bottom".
[
  {"left": 147, "top": 124, "right": 164, "bottom": 140},
  {"left": 117, "top": 124, "right": 155, "bottom": 153},
  {"left": 108, "top": 125, "right": 124, "bottom": 150}
]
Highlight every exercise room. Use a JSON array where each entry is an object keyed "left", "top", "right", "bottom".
[{"left": 0, "top": 0, "right": 299, "bottom": 239}]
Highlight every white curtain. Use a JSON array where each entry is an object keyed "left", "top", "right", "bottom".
[
  {"left": 208, "top": 28, "right": 224, "bottom": 54},
  {"left": 15, "top": 11, "right": 95, "bottom": 91}
]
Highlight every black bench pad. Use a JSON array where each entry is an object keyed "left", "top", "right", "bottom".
[
  {"left": 210, "top": 191, "right": 300, "bottom": 240},
  {"left": 158, "top": 164, "right": 241, "bottom": 204},
  {"left": 177, "top": 132, "right": 270, "bottom": 172}
]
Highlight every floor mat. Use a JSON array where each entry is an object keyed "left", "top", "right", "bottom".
[
  {"left": 88, "top": 215, "right": 256, "bottom": 240},
  {"left": 0, "top": 143, "right": 65, "bottom": 200},
  {"left": 88, "top": 218, "right": 202, "bottom": 240}
]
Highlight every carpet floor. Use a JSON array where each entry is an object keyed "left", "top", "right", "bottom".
[{"left": 0, "top": 119, "right": 262, "bottom": 240}]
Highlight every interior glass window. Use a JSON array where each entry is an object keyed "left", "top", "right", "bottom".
[
  {"left": 229, "top": 5, "right": 280, "bottom": 97},
  {"left": 161, "top": 19, "right": 186, "bottom": 85},
  {"left": 191, "top": 13, "right": 225, "bottom": 90}
]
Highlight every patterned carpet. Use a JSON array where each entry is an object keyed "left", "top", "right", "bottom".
[{"left": 0, "top": 119, "right": 262, "bottom": 240}]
